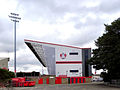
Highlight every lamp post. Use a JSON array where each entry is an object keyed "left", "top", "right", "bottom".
[{"left": 9, "top": 13, "right": 21, "bottom": 77}]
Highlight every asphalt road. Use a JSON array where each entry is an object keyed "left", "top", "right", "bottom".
[{"left": 1, "top": 82, "right": 120, "bottom": 90}]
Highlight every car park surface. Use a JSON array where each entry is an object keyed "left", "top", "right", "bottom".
[{"left": 1, "top": 82, "right": 119, "bottom": 90}]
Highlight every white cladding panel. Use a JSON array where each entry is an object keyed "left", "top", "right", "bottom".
[
  {"left": 55, "top": 46, "right": 82, "bottom": 61},
  {"left": 56, "top": 64, "right": 82, "bottom": 77},
  {"left": 55, "top": 46, "right": 82, "bottom": 77}
]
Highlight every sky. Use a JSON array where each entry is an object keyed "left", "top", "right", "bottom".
[{"left": 0, "top": 0, "right": 120, "bottom": 74}]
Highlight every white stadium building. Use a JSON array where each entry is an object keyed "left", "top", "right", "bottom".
[{"left": 25, "top": 39, "right": 92, "bottom": 77}]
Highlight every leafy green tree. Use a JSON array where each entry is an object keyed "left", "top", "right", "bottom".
[{"left": 89, "top": 18, "right": 120, "bottom": 81}]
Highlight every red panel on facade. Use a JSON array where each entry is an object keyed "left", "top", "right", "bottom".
[{"left": 56, "top": 61, "right": 82, "bottom": 64}]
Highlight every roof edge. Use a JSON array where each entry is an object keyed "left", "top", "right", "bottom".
[{"left": 24, "top": 39, "right": 91, "bottom": 49}]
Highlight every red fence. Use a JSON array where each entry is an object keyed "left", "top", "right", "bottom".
[
  {"left": 55, "top": 77, "right": 62, "bottom": 84},
  {"left": 38, "top": 77, "right": 89, "bottom": 84},
  {"left": 69, "top": 77, "right": 86, "bottom": 84},
  {"left": 38, "top": 78, "right": 43, "bottom": 84},
  {"left": 46, "top": 78, "right": 49, "bottom": 84},
  {"left": 38, "top": 78, "right": 49, "bottom": 84}
]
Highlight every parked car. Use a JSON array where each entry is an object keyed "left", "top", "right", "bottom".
[{"left": 12, "top": 77, "right": 35, "bottom": 87}]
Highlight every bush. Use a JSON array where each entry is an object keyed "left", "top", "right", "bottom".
[{"left": 0, "top": 68, "right": 15, "bottom": 83}]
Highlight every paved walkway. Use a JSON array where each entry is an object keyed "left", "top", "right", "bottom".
[{"left": 0, "top": 82, "right": 120, "bottom": 90}]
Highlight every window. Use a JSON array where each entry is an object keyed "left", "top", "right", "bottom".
[
  {"left": 70, "top": 70, "right": 79, "bottom": 72},
  {"left": 69, "top": 52, "right": 78, "bottom": 55}
]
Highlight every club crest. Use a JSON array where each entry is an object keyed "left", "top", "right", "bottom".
[{"left": 60, "top": 53, "right": 67, "bottom": 59}]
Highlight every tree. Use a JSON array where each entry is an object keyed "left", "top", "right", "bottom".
[
  {"left": 0, "top": 69, "right": 15, "bottom": 83},
  {"left": 89, "top": 18, "right": 120, "bottom": 81}
]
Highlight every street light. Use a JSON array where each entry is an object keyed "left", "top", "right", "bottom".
[{"left": 9, "top": 13, "right": 21, "bottom": 77}]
